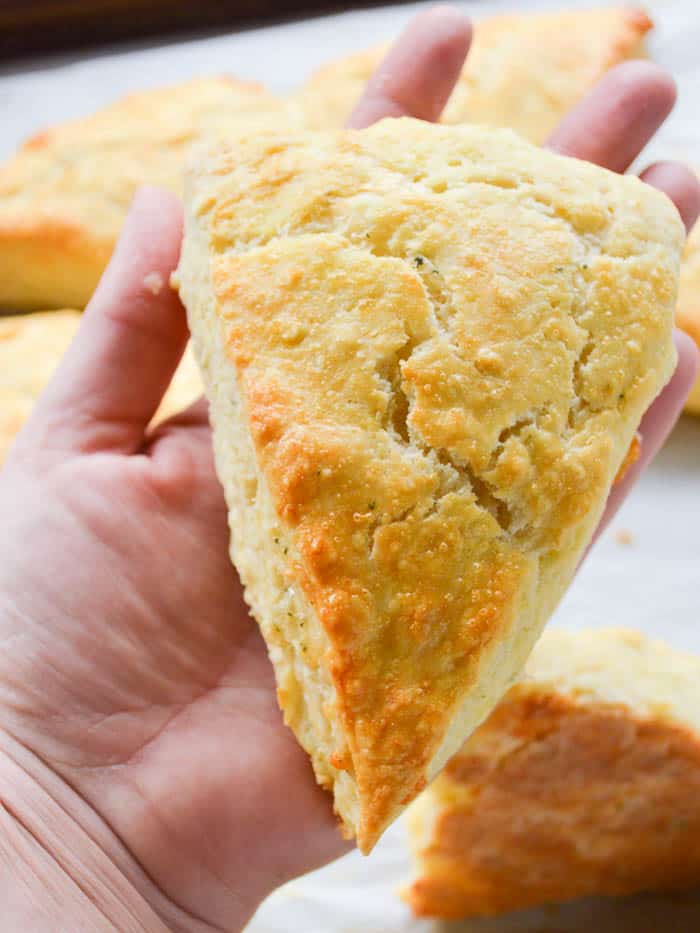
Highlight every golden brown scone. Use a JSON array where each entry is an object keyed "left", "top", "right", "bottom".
[
  {"left": 0, "top": 77, "right": 293, "bottom": 312},
  {"left": 176, "top": 118, "right": 682, "bottom": 853},
  {"left": 406, "top": 628, "right": 700, "bottom": 919},
  {"left": 677, "top": 214, "right": 700, "bottom": 414},
  {"left": 294, "top": 7, "right": 652, "bottom": 138},
  {"left": 0, "top": 310, "right": 202, "bottom": 463}
]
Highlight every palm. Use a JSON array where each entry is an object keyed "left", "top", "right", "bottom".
[{"left": 0, "top": 422, "right": 341, "bottom": 924}]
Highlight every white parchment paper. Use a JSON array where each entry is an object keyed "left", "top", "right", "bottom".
[{"left": 2, "top": 2, "right": 699, "bottom": 928}]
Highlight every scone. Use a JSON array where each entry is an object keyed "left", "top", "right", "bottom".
[
  {"left": 0, "top": 310, "right": 202, "bottom": 463},
  {"left": 294, "top": 7, "right": 652, "bottom": 139},
  {"left": 0, "top": 77, "right": 292, "bottom": 311},
  {"left": 176, "top": 118, "right": 682, "bottom": 852},
  {"left": 677, "top": 213, "right": 700, "bottom": 414},
  {"left": 406, "top": 628, "right": 700, "bottom": 918}
]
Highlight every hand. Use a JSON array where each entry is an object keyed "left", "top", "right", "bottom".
[
  {"left": 0, "top": 7, "right": 472, "bottom": 933},
  {"left": 0, "top": 6, "right": 698, "bottom": 933}
]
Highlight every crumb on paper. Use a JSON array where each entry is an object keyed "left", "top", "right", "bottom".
[
  {"left": 143, "top": 271, "right": 164, "bottom": 295},
  {"left": 614, "top": 528, "right": 635, "bottom": 546}
]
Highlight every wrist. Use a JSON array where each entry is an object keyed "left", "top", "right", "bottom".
[{"left": 0, "top": 730, "right": 179, "bottom": 932}]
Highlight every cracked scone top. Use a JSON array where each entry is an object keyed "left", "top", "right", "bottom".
[{"left": 177, "top": 118, "right": 682, "bottom": 852}]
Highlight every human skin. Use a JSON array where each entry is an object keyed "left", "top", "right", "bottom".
[{"left": 0, "top": 6, "right": 698, "bottom": 932}]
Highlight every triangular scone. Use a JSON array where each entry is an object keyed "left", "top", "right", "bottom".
[
  {"left": 0, "top": 77, "right": 293, "bottom": 311},
  {"left": 177, "top": 118, "right": 682, "bottom": 852},
  {"left": 293, "top": 7, "right": 651, "bottom": 137},
  {"left": 0, "top": 311, "right": 202, "bottom": 463},
  {"left": 677, "top": 196, "right": 700, "bottom": 413},
  {"left": 406, "top": 628, "right": 700, "bottom": 918}
]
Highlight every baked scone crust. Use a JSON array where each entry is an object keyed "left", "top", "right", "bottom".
[
  {"left": 0, "top": 310, "right": 202, "bottom": 463},
  {"left": 677, "top": 212, "right": 700, "bottom": 413},
  {"left": 0, "top": 77, "right": 290, "bottom": 311},
  {"left": 406, "top": 628, "right": 700, "bottom": 918},
  {"left": 294, "top": 7, "right": 652, "bottom": 140},
  {"left": 177, "top": 118, "right": 681, "bottom": 852}
]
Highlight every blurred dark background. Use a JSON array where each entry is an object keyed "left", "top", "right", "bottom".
[{"left": 1, "top": 1, "right": 397, "bottom": 59}]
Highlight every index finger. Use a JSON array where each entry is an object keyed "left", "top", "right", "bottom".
[{"left": 348, "top": 5, "right": 472, "bottom": 130}]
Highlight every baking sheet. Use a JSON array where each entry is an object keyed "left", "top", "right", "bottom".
[{"left": 2, "top": 1, "right": 699, "bottom": 928}]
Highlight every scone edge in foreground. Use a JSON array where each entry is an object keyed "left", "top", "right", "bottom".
[
  {"left": 405, "top": 628, "right": 700, "bottom": 918},
  {"left": 177, "top": 118, "right": 682, "bottom": 852}
]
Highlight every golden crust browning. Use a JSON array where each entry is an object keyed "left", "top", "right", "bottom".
[
  {"left": 295, "top": 7, "right": 652, "bottom": 139},
  {"left": 0, "top": 311, "right": 202, "bottom": 463},
  {"left": 406, "top": 628, "right": 700, "bottom": 918},
  {"left": 177, "top": 118, "right": 681, "bottom": 852},
  {"left": 0, "top": 77, "right": 291, "bottom": 311},
  {"left": 614, "top": 432, "right": 641, "bottom": 483}
]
